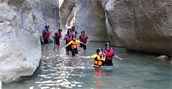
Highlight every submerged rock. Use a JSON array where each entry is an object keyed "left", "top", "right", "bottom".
[
  {"left": 0, "top": 0, "right": 59, "bottom": 83},
  {"left": 102, "top": 0, "right": 172, "bottom": 55},
  {"left": 155, "top": 55, "right": 169, "bottom": 60}
]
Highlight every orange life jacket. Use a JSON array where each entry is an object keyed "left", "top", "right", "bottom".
[
  {"left": 71, "top": 40, "right": 78, "bottom": 49},
  {"left": 94, "top": 54, "right": 104, "bottom": 68}
]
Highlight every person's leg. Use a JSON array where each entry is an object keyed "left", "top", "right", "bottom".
[
  {"left": 83, "top": 45, "right": 86, "bottom": 52},
  {"left": 66, "top": 46, "right": 70, "bottom": 55},
  {"left": 53, "top": 39, "right": 56, "bottom": 51},
  {"left": 72, "top": 49, "right": 75, "bottom": 57},
  {"left": 56, "top": 39, "right": 60, "bottom": 52},
  {"left": 44, "top": 38, "right": 48, "bottom": 53},
  {"left": 75, "top": 49, "right": 79, "bottom": 57},
  {"left": 46, "top": 43, "right": 48, "bottom": 53},
  {"left": 53, "top": 45, "right": 57, "bottom": 51},
  {"left": 41, "top": 44, "right": 44, "bottom": 53},
  {"left": 79, "top": 44, "right": 82, "bottom": 51}
]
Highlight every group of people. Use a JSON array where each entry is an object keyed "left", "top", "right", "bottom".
[{"left": 41, "top": 26, "right": 123, "bottom": 69}]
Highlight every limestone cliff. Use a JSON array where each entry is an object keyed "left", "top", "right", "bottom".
[
  {"left": 0, "top": 0, "right": 60, "bottom": 82},
  {"left": 102, "top": 0, "right": 172, "bottom": 56}
]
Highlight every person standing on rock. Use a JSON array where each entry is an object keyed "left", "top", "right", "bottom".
[
  {"left": 61, "top": 29, "right": 73, "bottom": 55},
  {"left": 41, "top": 26, "right": 50, "bottom": 53},
  {"left": 102, "top": 42, "right": 123, "bottom": 66},
  {"left": 79, "top": 31, "right": 89, "bottom": 52},
  {"left": 71, "top": 26, "right": 78, "bottom": 38},
  {"left": 63, "top": 35, "right": 86, "bottom": 57},
  {"left": 52, "top": 29, "right": 62, "bottom": 52}
]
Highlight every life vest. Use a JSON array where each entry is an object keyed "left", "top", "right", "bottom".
[
  {"left": 43, "top": 29, "right": 50, "bottom": 38},
  {"left": 80, "top": 35, "right": 87, "bottom": 43},
  {"left": 94, "top": 54, "right": 104, "bottom": 68},
  {"left": 54, "top": 32, "right": 61, "bottom": 39},
  {"left": 104, "top": 48, "right": 113, "bottom": 60},
  {"left": 71, "top": 40, "right": 78, "bottom": 49},
  {"left": 66, "top": 34, "right": 72, "bottom": 44}
]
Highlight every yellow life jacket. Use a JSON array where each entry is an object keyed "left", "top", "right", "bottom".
[
  {"left": 94, "top": 54, "right": 104, "bottom": 68},
  {"left": 71, "top": 40, "right": 78, "bottom": 49}
]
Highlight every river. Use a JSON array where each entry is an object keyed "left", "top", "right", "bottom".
[{"left": 3, "top": 42, "right": 171, "bottom": 89}]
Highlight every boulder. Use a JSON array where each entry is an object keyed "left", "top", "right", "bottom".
[
  {"left": 0, "top": 0, "right": 60, "bottom": 83},
  {"left": 102, "top": 0, "right": 172, "bottom": 55}
]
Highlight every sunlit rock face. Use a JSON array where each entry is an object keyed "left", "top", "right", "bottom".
[
  {"left": 59, "top": 0, "right": 108, "bottom": 41},
  {"left": 102, "top": 0, "right": 172, "bottom": 56},
  {"left": 0, "top": 0, "right": 60, "bottom": 83}
]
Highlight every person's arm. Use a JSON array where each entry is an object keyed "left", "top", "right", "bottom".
[
  {"left": 77, "top": 40, "right": 86, "bottom": 45},
  {"left": 80, "top": 56, "right": 91, "bottom": 59},
  {"left": 64, "top": 41, "right": 72, "bottom": 48},
  {"left": 61, "top": 36, "right": 66, "bottom": 43},
  {"left": 114, "top": 55, "right": 123, "bottom": 61},
  {"left": 112, "top": 50, "right": 123, "bottom": 61},
  {"left": 86, "top": 36, "right": 89, "bottom": 45},
  {"left": 80, "top": 41, "right": 86, "bottom": 45},
  {"left": 52, "top": 33, "right": 55, "bottom": 38},
  {"left": 80, "top": 54, "right": 97, "bottom": 59}
]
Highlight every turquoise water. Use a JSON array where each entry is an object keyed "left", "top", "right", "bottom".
[{"left": 3, "top": 42, "right": 172, "bottom": 89}]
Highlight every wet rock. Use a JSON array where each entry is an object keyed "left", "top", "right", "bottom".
[
  {"left": 59, "top": 0, "right": 75, "bottom": 29},
  {"left": 155, "top": 55, "right": 169, "bottom": 60},
  {"left": 102, "top": 0, "right": 172, "bottom": 55},
  {"left": 59, "top": 0, "right": 108, "bottom": 41},
  {"left": 0, "top": 0, "right": 60, "bottom": 83}
]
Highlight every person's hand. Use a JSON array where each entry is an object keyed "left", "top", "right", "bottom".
[
  {"left": 42, "top": 39, "right": 44, "bottom": 42},
  {"left": 79, "top": 48, "right": 82, "bottom": 51},
  {"left": 62, "top": 46, "right": 66, "bottom": 49},
  {"left": 119, "top": 58, "right": 123, "bottom": 61}
]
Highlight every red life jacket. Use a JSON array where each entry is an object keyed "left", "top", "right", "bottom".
[
  {"left": 43, "top": 29, "right": 50, "bottom": 38},
  {"left": 54, "top": 32, "right": 61, "bottom": 39},
  {"left": 104, "top": 48, "right": 113, "bottom": 60},
  {"left": 66, "top": 34, "right": 72, "bottom": 44},
  {"left": 80, "top": 35, "right": 87, "bottom": 43}
]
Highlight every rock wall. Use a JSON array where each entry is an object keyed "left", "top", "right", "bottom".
[
  {"left": 60, "top": 0, "right": 108, "bottom": 41},
  {"left": 102, "top": 0, "right": 172, "bottom": 56},
  {"left": 0, "top": 0, "right": 60, "bottom": 83}
]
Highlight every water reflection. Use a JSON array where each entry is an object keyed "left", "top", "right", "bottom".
[{"left": 93, "top": 68, "right": 104, "bottom": 88}]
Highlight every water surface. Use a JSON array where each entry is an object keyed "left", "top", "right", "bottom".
[{"left": 3, "top": 42, "right": 171, "bottom": 89}]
